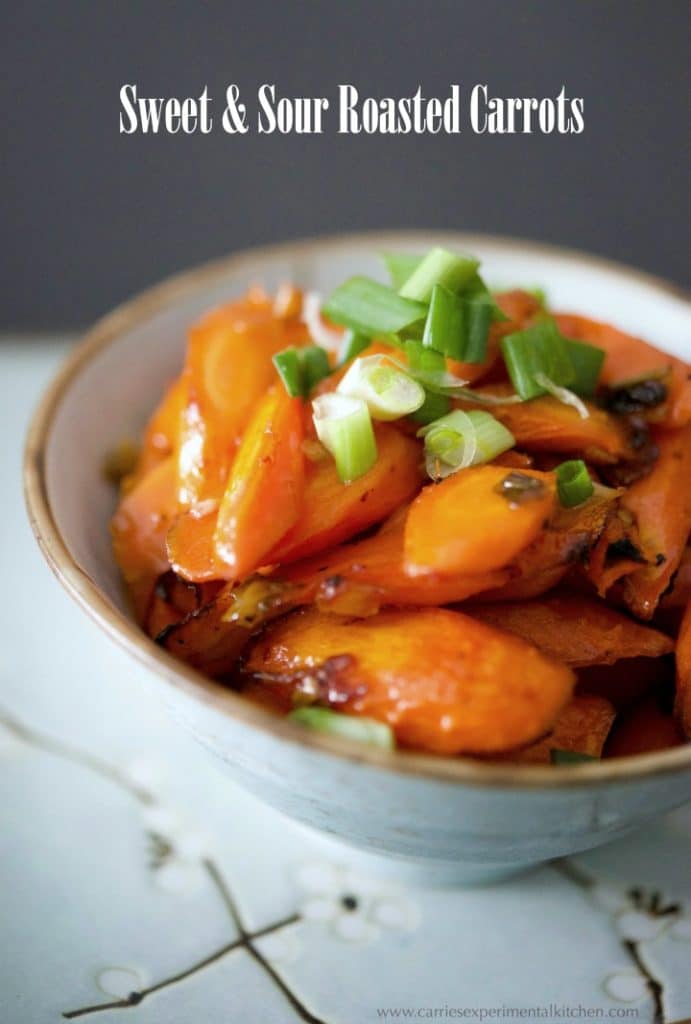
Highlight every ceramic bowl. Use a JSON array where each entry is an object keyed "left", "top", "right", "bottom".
[{"left": 24, "top": 232, "right": 691, "bottom": 884}]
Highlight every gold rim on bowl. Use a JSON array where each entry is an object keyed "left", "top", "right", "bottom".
[{"left": 23, "top": 230, "right": 691, "bottom": 789}]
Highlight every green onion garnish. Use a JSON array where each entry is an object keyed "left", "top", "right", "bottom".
[
  {"left": 382, "top": 252, "right": 422, "bottom": 290},
  {"left": 337, "top": 354, "right": 425, "bottom": 421},
  {"left": 422, "top": 284, "right": 466, "bottom": 360},
  {"left": 323, "top": 277, "right": 427, "bottom": 338},
  {"left": 550, "top": 749, "right": 598, "bottom": 765},
  {"left": 289, "top": 707, "right": 395, "bottom": 749},
  {"left": 501, "top": 320, "right": 575, "bottom": 400},
  {"left": 338, "top": 329, "right": 370, "bottom": 366},
  {"left": 409, "top": 389, "right": 452, "bottom": 425},
  {"left": 565, "top": 339, "right": 606, "bottom": 397},
  {"left": 418, "top": 409, "right": 515, "bottom": 480},
  {"left": 312, "top": 393, "right": 377, "bottom": 483},
  {"left": 534, "top": 374, "right": 589, "bottom": 419},
  {"left": 463, "top": 292, "right": 494, "bottom": 363},
  {"left": 399, "top": 247, "right": 480, "bottom": 302},
  {"left": 272, "top": 347, "right": 303, "bottom": 398},
  {"left": 555, "top": 459, "right": 594, "bottom": 508},
  {"left": 273, "top": 345, "right": 331, "bottom": 398}
]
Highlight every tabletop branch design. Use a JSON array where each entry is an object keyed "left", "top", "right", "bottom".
[
  {"left": 0, "top": 707, "right": 328, "bottom": 1024},
  {"left": 553, "top": 858, "right": 673, "bottom": 1024}
]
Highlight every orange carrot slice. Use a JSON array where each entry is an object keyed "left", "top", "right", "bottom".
[
  {"left": 244, "top": 607, "right": 574, "bottom": 755},
  {"left": 404, "top": 466, "right": 555, "bottom": 576},
  {"left": 675, "top": 601, "right": 691, "bottom": 738},
  {"left": 607, "top": 696, "right": 686, "bottom": 757}
]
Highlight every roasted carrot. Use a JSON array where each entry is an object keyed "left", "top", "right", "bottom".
[
  {"left": 111, "top": 457, "right": 178, "bottom": 621},
  {"left": 460, "top": 385, "right": 640, "bottom": 464},
  {"left": 471, "top": 594, "right": 673, "bottom": 668},
  {"left": 244, "top": 607, "right": 574, "bottom": 754},
  {"left": 279, "top": 519, "right": 511, "bottom": 613},
  {"left": 176, "top": 292, "right": 309, "bottom": 506},
  {"left": 168, "top": 386, "right": 305, "bottom": 582},
  {"left": 662, "top": 547, "right": 691, "bottom": 608},
  {"left": 404, "top": 466, "right": 555, "bottom": 577},
  {"left": 618, "top": 425, "right": 691, "bottom": 618},
  {"left": 267, "top": 424, "right": 423, "bottom": 565},
  {"left": 675, "top": 602, "right": 691, "bottom": 738},
  {"left": 506, "top": 695, "right": 616, "bottom": 763},
  {"left": 606, "top": 696, "right": 686, "bottom": 757},
  {"left": 554, "top": 312, "right": 691, "bottom": 428},
  {"left": 127, "top": 375, "right": 187, "bottom": 489}
]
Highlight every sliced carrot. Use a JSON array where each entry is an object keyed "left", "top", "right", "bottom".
[
  {"left": 554, "top": 312, "right": 691, "bottom": 428},
  {"left": 619, "top": 425, "right": 691, "bottom": 618},
  {"left": 168, "top": 386, "right": 305, "bottom": 582},
  {"left": 471, "top": 594, "right": 673, "bottom": 667},
  {"left": 674, "top": 601, "right": 691, "bottom": 738},
  {"left": 607, "top": 696, "right": 685, "bottom": 757},
  {"left": 279, "top": 519, "right": 510, "bottom": 613},
  {"left": 507, "top": 695, "right": 616, "bottom": 763},
  {"left": 111, "top": 457, "right": 178, "bottom": 622},
  {"left": 127, "top": 375, "right": 188, "bottom": 489},
  {"left": 404, "top": 466, "right": 555, "bottom": 577},
  {"left": 267, "top": 424, "right": 423, "bottom": 565},
  {"left": 461, "top": 385, "right": 639, "bottom": 464},
  {"left": 244, "top": 607, "right": 574, "bottom": 755},
  {"left": 177, "top": 292, "right": 309, "bottom": 505},
  {"left": 662, "top": 547, "right": 691, "bottom": 608}
]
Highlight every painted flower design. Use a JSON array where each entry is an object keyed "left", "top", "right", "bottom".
[
  {"left": 140, "top": 801, "right": 214, "bottom": 894},
  {"left": 294, "top": 861, "right": 419, "bottom": 944}
]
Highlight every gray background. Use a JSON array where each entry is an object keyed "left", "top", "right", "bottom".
[{"left": 2, "top": 0, "right": 688, "bottom": 329}]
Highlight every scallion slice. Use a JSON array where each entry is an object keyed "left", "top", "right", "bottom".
[
  {"left": 337, "top": 354, "right": 425, "bottom": 421},
  {"left": 550, "top": 749, "right": 598, "bottom": 765},
  {"left": 323, "top": 277, "right": 427, "bottom": 338},
  {"left": 555, "top": 459, "right": 594, "bottom": 508},
  {"left": 382, "top": 252, "right": 422, "bottom": 290},
  {"left": 422, "top": 284, "right": 466, "bottom": 360},
  {"left": 534, "top": 374, "right": 589, "bottom": 419},
  {"left": 463, "top": 292, "right": 494, "bottom": 363},
  {"left": 565, "top": 339, "right": 606, "bottom": 396},
  {"left": 338, "top": 329, "right": 369, "bottom": 365},
  {"left": 272, "top": 347, "right": 303, "bottom": 398},
  {"left": 501, "top": 320, "right": 575, "bottom": 400},
  {"left": 409, "top": 389, "right": 452, "bottom": 425},
  {"left": 312, "top": 393, "right": 377, "bottom": 483},
  {"left": 418, "top": 409, "right": 515, "bottom": 480},
  {"left": 301, "top": 345, "right": 331, "bottom": 392},
  {"left": 399, "top": 247, "right": 480, "bottom": 302},
  {"left": 289, "top": 707, "right": 395, "bottom": 749}
]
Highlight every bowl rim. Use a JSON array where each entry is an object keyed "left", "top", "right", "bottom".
[{"left": 23, "top": 228, "right": 691, "bottom": 790}]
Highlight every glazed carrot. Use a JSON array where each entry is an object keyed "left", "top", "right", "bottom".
[
  {"left": 128, "top": 375, "right": 187, "bottom": 488},
  {"left": 404, "top": 466, "right": 555, "bottom": 577},
  {"left": 585, "top": 505, "right": 646, "bottom": 598},
  {"left": 145, "top": 573, "right": 221, "bottom": 640},
  {"left": 674, "top": 602, "right": 691, "bottom": 738},
  {"left": 554, "top": 312, "right": 691, "bottom": 428},
  {"left": 618, "top": 425, "right": 691, "bottom": 618},
  {"left": 507, "top": 695, "right": 616, "bottom": 763},
  {"left": 461, "top": 386, "right": 639, "bottom": 464},
  {"left": 177, "top": 292, "right": 309, "bottom": 506},
  {"left": 111, "top": 457, "right": 178, "bottom": 622},
  {"left": 607, "top": 696, "right": 686, "bottom": 757},
  {"left": 244, "top": 607, "right": 574, "bottom": 754},
  {"left": 168, "top": 386, "right": 305, "bottom": 582},
  {"left": 267, "top": 424, "right": 423, "bottom": 565},
  {"left": 662, "top": 547, "right": 691, "bottom": 608},
  {"left": 471, "top": 594, "right": 673, "bottom": 667},
  {"left": 279, "top": 519, "right": 511, "bottom": 613}
]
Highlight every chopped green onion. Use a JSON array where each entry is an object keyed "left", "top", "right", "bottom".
[
  {"left": 382, "top": 252, "right": 422, "bottom": 290},
  {"left": 418, "top": 409, "right": 515, "bottom": 480},
  {"left": 399, "top": 247, "right": 480, "bottom": 302},
  {"left": 565, "top": 339, "right": 606, "bottom": 396},
  {"left": 422, "top": 284, "right": 466, "bottom": 360},
  {"left": 463, "top": 292, "right": 494, "bottom": 363},
  {"left": 550, "top": 749, "right": 598, "bottom": 765},
  {"left": 534, "top": 374, "right": 589, "bottom": 419},
  {"left": 527, "top": 286, "right": 548, "bottom": 309},
  {"left": 312, "top": 393, "right": 377, "bottom": 483},
  {"left": 273, "top": 345, "right": 331, "bottom": 398},
  {"left": 501, "top": 320, "right": 575, "bottom": 400},
  {"left": 555, "top": 459, "right": 594, "bottom": 508},
  {"left": 301, "top": 345, "right": 331, "bottom": 393},
  {"left": 272, "top": 347, "right": 303, "bottom": 398},
  {"left": 337, "top": 354, "right": 425, "bottom": 421},
  {"left": 323, "top": 277, "right": 427, "bottom": 338},
  {"left": 289, "top": 707, "right": 395, "bottom": 749},
  {"left": 409, "top": 389, "right": 452, "bottom": 425},
  {"left": 338, "top": 329, "right": 370, "bottom": 365}
]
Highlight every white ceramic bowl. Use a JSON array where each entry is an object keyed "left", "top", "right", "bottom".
[{"left": 24, "top": 232, "right": 691, "bottom": 884}]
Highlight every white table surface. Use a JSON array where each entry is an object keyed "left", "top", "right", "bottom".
[{"left": 1, "top": 337, "right": 690, "bottom": 1024}]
